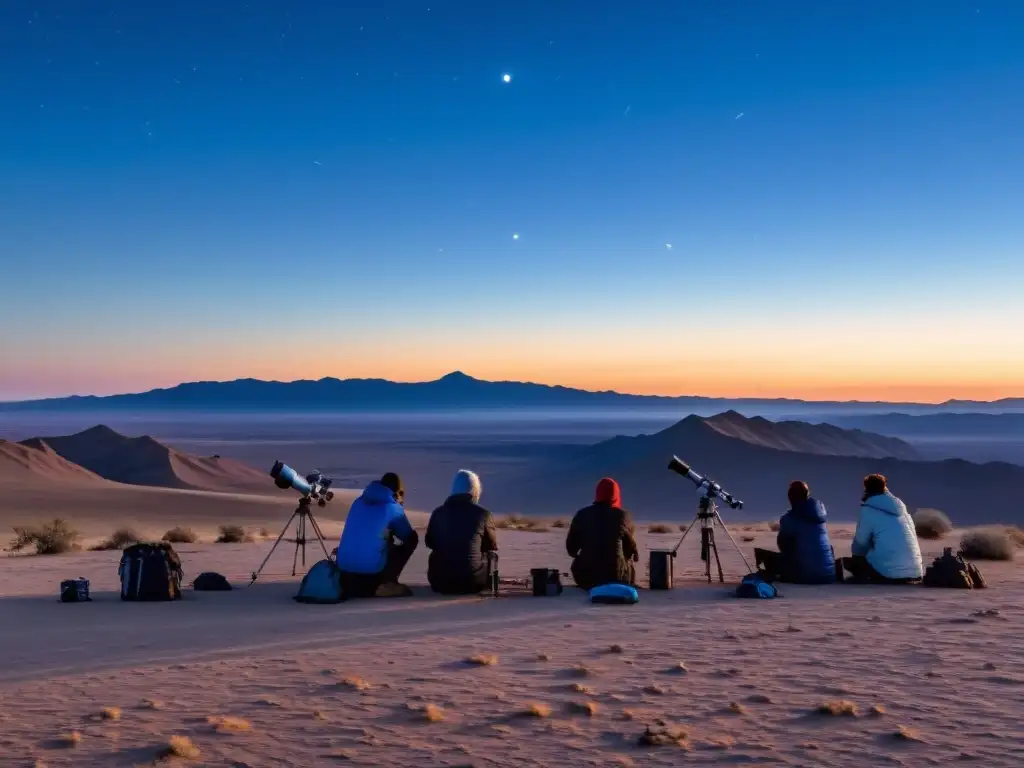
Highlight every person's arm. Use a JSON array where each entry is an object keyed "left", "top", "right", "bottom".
[
  {"left": 777, "top": 513, "right": 795, "bottom": 553},
  {"left": 388, "top": 505, "right": 419, "bottom": 546},
  {"left": 424, "top": 511, "right": 436, "bottom": 551},
  {"left": 481, "top": 512, "right": 498, "bottom": 553},
  {"left": 851, "top": 507, "right": 871, "bottom": 556},
  {"left": 566, "top": 511, "right": 582, "bottom": 557},
  {"left": 620, "top": 509, "right": 639, "bottom": 561}
]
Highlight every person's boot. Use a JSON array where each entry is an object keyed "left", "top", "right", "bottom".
[{"left": 375, "top": 581, "right": 413, "bottom": 598}]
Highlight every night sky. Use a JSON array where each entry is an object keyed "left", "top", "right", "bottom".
[{"left": 2, "top": 1, "right": 1022, "bottom": 401}]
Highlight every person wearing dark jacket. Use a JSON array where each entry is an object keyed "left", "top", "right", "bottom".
[
  {"left": 566, "top": 477, "right": 638, "bottom": 590},
  {"left": 425, "top": 469, "right": 498, "bottom": 594},
  {"left": 754, "top": 481, "right": 836, "bottom": 584}
]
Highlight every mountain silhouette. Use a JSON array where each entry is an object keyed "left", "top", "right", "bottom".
[
  {"left": 19, "top": 425, "right": 273, "bottom": 494},
  {"left": 1, "top": 373, "right": 1021, "bottom": 413},
  {"left": 490, "top": 412, "right": 1024, "bottom": 524}
]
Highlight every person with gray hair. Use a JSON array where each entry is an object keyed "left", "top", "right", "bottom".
[{"left": 425, "top": 469, "right": 499, "bottom": 594}]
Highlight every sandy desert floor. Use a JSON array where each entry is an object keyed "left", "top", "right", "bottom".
[{"left": 0, "top": 522, "right": 1021, "bottom": 768}]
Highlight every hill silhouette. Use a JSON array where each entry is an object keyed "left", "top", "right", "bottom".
[
  {"left": 20, "top": 425, "right": 272, "bottom": 494},
  {"left": 1, "top": 371, "right": 1021, "bottom": 414},
  {"left": 492, "top": 412, "right": 1024, "bottom": 524},
  {"left": 0, "top": 439, "right": 109, "bottom": 488}
]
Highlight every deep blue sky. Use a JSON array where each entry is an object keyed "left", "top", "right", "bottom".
[{"left": 1, "top": 1, "right": 1022, "bottom": 401}]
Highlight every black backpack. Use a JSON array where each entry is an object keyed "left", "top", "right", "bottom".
[
  {"left": 923, "top": 547, "right": 987, "bottom": 589},
  {"left": 60, "top": 578, "right": 91, "bottom": 603},
  {"left": 119, "top": 542, "right": 183, "bottom": 601}
]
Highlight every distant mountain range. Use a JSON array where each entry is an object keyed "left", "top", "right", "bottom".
[
  {"left": 1, "top": 425, "right": 273, "bottom": 495},
  {"left": 491, "top": 411, "right": 1024, "bottom": 524},
  {"left": 2, "top": 371, "right": 1022, "bottom": 414}
]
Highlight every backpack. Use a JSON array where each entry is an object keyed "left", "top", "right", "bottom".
[
  {"left": 193, "top": 572, "right": 232, "bottom": 591},
  {"left": 60, "top": 578, "right": 91, "bottom": 603},
  {"left": 294, "top": 559, "right": 345, "bottom": 604},
  {"left": 119, "top": 542, "right": 183, "bottom": 601},
  {"left": 590, "top": 583, "right": 639, "bottom": 604},
  {"left": 923, "top": 547, "right": 987, "bottom": 589},
  {"left": 736, "top": 572, "right": 778, "bottom": 599}
]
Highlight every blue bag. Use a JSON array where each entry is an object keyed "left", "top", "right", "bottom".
[
  {"left": 589, "top": 583, "right": 639, "bottom": 604},
  {"left": 294, "top": 559, "right": 345, "bottom": 604},
  {"left": 735, "top": 572, "right": 778, "bottom": 599}
]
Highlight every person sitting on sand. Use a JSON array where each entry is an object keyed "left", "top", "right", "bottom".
[
  {"left": 565, "top": 477, "right": 638, "bottom": 590},
  {"left": 843, "top": 474, "right": 923, "bottom": 584},
  {"left": 754, "top": 481, "right": 836, "bottom": 584},
  {"left": 424, "top": 469, "right": 499, "bottom": 595},
  {"left": 335, "top": 472, "right": 419, "bottom": 598}
]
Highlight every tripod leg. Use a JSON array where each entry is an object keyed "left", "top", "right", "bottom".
[
  {"left": 250, "top": 510, "right": 299, "bottom": 585},
  {"left": 306, "top": 511, "right": 333, "bottom": 560},
  {"left": 712, "top": 534, "right": 725, "bottom": 583},
  {"left": 701, "top": 528, "right": 712, "bottom": 583},
  {"left": 670, "top": 514, "right": 700, "bottom": 555},
  {"left": 713, "top": 511, "right": 754, "bottom": 573},
  {"left": 292, "top": 513, "right": 305, "bottom": 577}
]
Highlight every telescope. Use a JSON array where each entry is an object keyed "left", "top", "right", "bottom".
[
  {"left": 269, "top": 461, "right": 334, "bottom": 506},
  {"left": 667, "top": 456, "right": 743, "bottom": 510}
]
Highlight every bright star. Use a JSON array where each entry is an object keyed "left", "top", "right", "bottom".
[
  {"left": 512, "top": 233, "right": 520, "bottom": 240},
  {"left": 502, "top": 73, "right": 512, "bottom": 83}
]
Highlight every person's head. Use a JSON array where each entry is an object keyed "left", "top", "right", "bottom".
[
  {"left": 380, "top": 472, "right": 404, "bottom": 503},
  {"left": 594, "top": 477, "right": 622, "bottom": 508},
  {"left": 863, "top": 473, "right": 887, "bottom": 500},
  {"left": 787, "top": 480, "right": 810, "bottom": 508},
  {"left": 451, "top": 469, "right": 482, "bottom": 503}
]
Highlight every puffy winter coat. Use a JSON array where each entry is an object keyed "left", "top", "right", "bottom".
[
  {"left": 566, "top": 479, "right": 638, "bottom": 589},
  {"left": 425, "top": 494, "right": 498, "bottom": 593},
  {"left": 777, "top": 497, "right": 836, "bottom": 584},
  {"left": 336, "top": 481, "right": 416, "bottom": 575},
  {"left": 852, "top": 491, "right": 923, "bottom": 580}
]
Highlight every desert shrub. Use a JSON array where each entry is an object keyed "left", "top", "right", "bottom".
[
  {"left": 648, "top": 524, "right": 673, "bottom": 534},
  {"left": 494, "top": 514, "right": 547, "bottom": 531},
  {"left": 9, "top": 519, "right": 81, "bottom": 555},
  {"left": 551, "top": 519, "right": 567, "bottom": 529},
  {"left": 91, "top": 527, "right": 142, "bottom": 551},
  {"left": 913, "top": 508, "right": 953, "bottom": 539},
  {"left": 769, "top": 521, "right": 781, "bottom": 532},
  {"left": 162, "top": 526, "right": 199, "bottom": 544},
  {"left": 959, "top": 528, "right": 1014, "bottom": 561},
  {"left": 1006, "top": 526, "right": 1024, "bottom": 549},
  {"left": 215, "top": 524, "right": 252, "bottom": 544}
]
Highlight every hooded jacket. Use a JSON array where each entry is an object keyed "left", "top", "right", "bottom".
[
  {"left": 425, "top": 493, "right": 497, "bottom": 593},
  {"left": 852, "top": 491, "right": 923, "bottom": 580},
  {"left": 565, "top": 478, "right": 638, "bottom": 589},
  {"left": 336, "top": 481, "right": 416, "bottom": 575},
  {"left": 777, "top": 497, "right": 836, "bottom": 584}
]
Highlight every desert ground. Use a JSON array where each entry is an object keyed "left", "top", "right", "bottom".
[{"left": 0, "top": 518, "right": 1021, "bottom": 767}]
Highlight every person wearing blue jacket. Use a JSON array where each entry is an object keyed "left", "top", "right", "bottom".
[
  {"left": 755, "top": 481, "right": 836, "bottom": 584},
  {"left": 335, "top": 472, "right": 419, "bottom": 598}
]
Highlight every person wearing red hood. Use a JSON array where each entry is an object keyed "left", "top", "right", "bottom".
[{"left": 565, "top": 477, "right": 639, "bottom": 589}]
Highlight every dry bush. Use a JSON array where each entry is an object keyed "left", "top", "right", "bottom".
[
  {"left": 141, "top": 699, "right": 163, "bottom": 710},
  {"left": 568, "top": 664, "right": 593, "bottom": 677},
  {"left": 161, "top": 735, "right": 200, "bottom": 760},
  {"left": 258, "top": 527, "right": 271, "bottom": 538},
  {"left": 643, "top": 683, "right": 666, "bottom": 695},
  {"left": 339, "top": 676, "right": 371, "bottom": 691},
  {"left": 648, "top": 524, "right": 673, "bottom": 534},
  {"left": 746, "top": 694, "right": 773, "bottom": 704},
  {"left": 421, "top": 703, "right": 445, "bottom": 722},
  {"left": 567, "top": 700, "right": 599, "bottom": 716},
  {"left": 91, "top": 527, "right": 142, "bottom": 551},
  {"left": 869, "top": 704, "right": 886, "bottom": 716},
  {"left": 535, "top": 652, "right": 550, "bottom": 661},
  {"left": 742, "top": 536, "right": 755, "bottom": 542},
  {"left": 569, "top": 683, "right": 592, "bottom": 694},
  {"left": 769, "top": 521, "right": 781, "bottom": 532},
  {"left": 215, "top": 524, "right": 252, "bottom": 544},
  {"left": 466, "top": 654, "right": 498, "bottom": 667},
  {"left": 913, "top": 508, "right": 953, "bottom": 539},
  {"left": 892, "top": 725, "right": 923, "bottom": 742},
  {"left": 551, "top": 519, "right": 567, "bottom": 529},
  {"left": 728, "top": 702, "right": 747, "bottom": 715},
  {"left": 816, "top": 700, "right": 858, "bottom": 717},
  {"left": 163, "top": 526, "right": 198, "bottom": 544},
  {"left": 608, "top": 643, "right": 624, "bottom": 654},
  {"left": 521, "top": 702, "right": 551, "bottom": 718},
  {"left": 101, "top": 707, "right": 121, "bottom": 721},
  {"left": 1006, "top": 526, "right": 1024, "bottom": 548},
  {"left": 960, "top": 528, "right": 1015, "bottom": 561},
  {"left": 207, "top": 715, "right": 251, "bottom": 732},
  {"left": 664, "top": 662, "right": 688, "bottom": 675},
  {"left": 638, "top": 726, "right": 687, "bottom": 747},
  {"left": 55, "top": 731, "right": 82, "bottom": 748},
  {"left": 679, "top": 524, "right": 688, "bottom": 532},
  {"left": 9, "top": 519, "right": 81, "bottom": 555}
]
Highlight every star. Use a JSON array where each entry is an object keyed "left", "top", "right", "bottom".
[
  {"left": 665, "top": 243, "right": 673, "bottom": 250},
  {"left": 502, "top": 73, "right": 512, "bottom": 83},
  {"left": 512, "top": 233, "right": 520, "bottom": 240}
]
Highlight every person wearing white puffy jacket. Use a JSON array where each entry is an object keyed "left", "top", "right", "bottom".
[{"left": 846, "top": 474, "right": 923, "bottom": 583}]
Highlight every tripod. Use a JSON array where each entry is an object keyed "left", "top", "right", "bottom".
[
  {"left": 249, "top": 496, "right": 332, "bottom": 585},
  {"left": 671, "top": 494, "right": 753, "bottom": 583}
]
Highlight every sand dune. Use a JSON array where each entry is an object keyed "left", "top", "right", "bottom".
[
  {"left": 0, "top": 439, "right": 109, "bottom": 488},
  {"left": 0, "top": 528, "right": 1019, "bottom": 767},
  {"left": 21, "top": 425, "right": 273, "bottom": 495}
]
